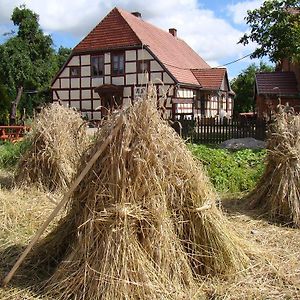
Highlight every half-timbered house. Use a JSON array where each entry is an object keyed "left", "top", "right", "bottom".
[{"left": 51, "top": 7, "right": 234, "bottom": 120}]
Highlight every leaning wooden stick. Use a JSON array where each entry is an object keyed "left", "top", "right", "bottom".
[{"left": 2, "top": 117, "right": 124, "bottom": 287}]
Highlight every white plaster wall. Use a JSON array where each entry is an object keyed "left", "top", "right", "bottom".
[
  {"left": 122, "top": 97, "right": 132, "bottom": 108},
  {"left": 123, "top": 87, "right": 132, "bottom": 97},
  {"left": 105, "top": 76, "right": 111, "bottom": 84},
  {"left": 126, "top": 74, "right": 136, "bottom": 85},
  {"left": 93, "top": 112, "right": 101, "bottom": 119},
  {"left": 53, "top": 92, "right": 58, "bottom": 100},
  {"left": 61, "top": 79, "right": 69, "bottom": 89},
  {"left": 57, "top": 90, "right": 69, "bottom": 99},
  {"left": 93, "top": 90, "right": 100, "bottom": 98},
  {"left": 60, "top": 68, "right": 69, "bottom": 77},
  {"left": 163, "top": 72, "right": 174, "bottom": 84},
  {"left": 93, "top": 100, "right": 101, "bottom": 110},
  {"left": 126, "top": 50, "right": 136, "bottom": 61},
  {"left": 150, "top": 72, "right": 162, "bottom": 83},
  {"left": 104, "top": 53, "right": 110, "bottom": 64},
  {"left": 81, "top": 66, "right": 90, "bottom": 77},
  {"left": 52, "top": 80, "right": 59, "bottom": 89},
  {"left": 70, "top": 90, "right": 80, "bottom": 99},
  {"left": 92, "top": 78, "right": 103, "bottom": 87},
  {"left": 68, "top": 56, "right": 80, "bottom": 66},
  {"left": 125, "top": 62, "right": 136, "bottom": 73},
  {"left": 112, "top": 77, "right": 124, "bottom": 85},
  {"left": 70, "top": 101, "right": 80, "bottom": 110},
  {"left": 159, "top": 85, "right": 170, "bottom": 96},
  {"left": 82, "top": 101, "right": 91, "bottom": 110},
  {"left": 81, "top": 55, "right": 90, "bottom": 65},
  {"left": 71, "top": 78, "right": 80, "bottom": 88},
  {"left": 81, "top": 78, "right": 90, "bottom": 88},
  {"left": 138, "top": 49, "right": 153, "bottom": 60},
  {"left": 82, "top": 90, "right": 91, "bottom": 99},
  {"left": 105, "top": 65, "right": 111, "bottom": 75},
  {"left": 138, "top": 73, "right": 149, "bottom": 84},
  {"left": 150, "top": 61, "right": 163, "bottom": 72}
]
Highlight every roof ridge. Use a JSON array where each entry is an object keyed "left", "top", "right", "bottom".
[{"left": 117, "top": 7, "right": 178, "bottom": 41}]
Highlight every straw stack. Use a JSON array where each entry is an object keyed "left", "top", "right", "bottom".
[
  {"left": 15, "top": 104, "right": 90, "bottom": 192},
  {"left": 32, "top": 89, "right": 247, "bottom": 299},
  {"left": 248, "top": 108, "right": 300, "bottom": 227}
]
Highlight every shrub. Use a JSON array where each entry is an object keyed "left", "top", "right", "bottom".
[
  {"left": 189, "top": 144, "right": 266, "bottom": 194},
  {"left": 0, "top": 139, "right": 31, "bottom": 170}
]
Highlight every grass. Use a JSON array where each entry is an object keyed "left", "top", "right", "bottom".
[
  {"left": 0, "top": 170, "right": 299, "bottom": 299},
  {"left": 189, "top": 144, "right": 266, "bottom": 194},
  {"left": 0, "top": 140, "right": 299, "bottom": 299}
]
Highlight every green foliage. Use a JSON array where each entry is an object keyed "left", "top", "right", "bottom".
[
  {"left": 0, "top": 84, "right": 10, "bottom": 124},
  {"left": 189, "top": 144, "right": 266, "bottom": 194},
  {"left": 0, "top": 139, "right": 31, "bottom": 169},
  {"left": 231, "top": 62, "right": 274, "bottom": 113},
  {"left": 0, "top": 5, "right": 71, "bottom": 119},
  {"left": 240, "top": 0, "right": 300, "bottom": 63}
]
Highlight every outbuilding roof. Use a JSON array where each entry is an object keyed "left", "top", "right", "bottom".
[
  {"left": 255, "top": 72, "right": 299, "bottom": 96},
  {"left": 73, "top": 7, "right": 210, "bottom": 86},
  {"left": 192, "top": 68, "right": 227, "bottom": 90}
]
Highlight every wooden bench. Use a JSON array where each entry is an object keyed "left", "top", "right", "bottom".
[{"left": 0, "top": 126, "right": 30, "bottom": 142}]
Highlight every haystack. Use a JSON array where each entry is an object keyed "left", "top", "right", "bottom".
[
  {"left": 15, "top": 104, "right": 89, "bottom": 192},
  {"left": 31, "top": 89, "right": 247, "bottom": 299},
  {"left": 247, "top": 108, "right": 300, "bottom": 227}
]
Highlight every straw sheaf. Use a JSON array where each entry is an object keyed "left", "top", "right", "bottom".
[
  {"left": 247, "top": 109, "right": 300, "bottom": 227},
  {"left": 32, "top": 90, "right": 248, "bottom": 299},
  {"left": 15, "top": 104, "right": 90, "bottom": 192}
]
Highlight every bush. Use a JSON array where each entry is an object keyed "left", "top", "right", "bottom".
[
  {"left": 0, "top": 139, "right": 31, "bottom": 169},
  {"left": 189, "top": 144, "right": 266, "bottom": 194}
]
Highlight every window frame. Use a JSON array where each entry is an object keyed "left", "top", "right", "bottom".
[
  {"left": 111, "top": 52, "right": 125, "bottom": 76},
  {"left": 70, "top": 66, "right": 81, "bottom": 78},
  {"left": 137, "top": 60, "right": 150, "bottom": 73},
  {"left": 91, "top": 54, "right": 104, "bottom": 78}
]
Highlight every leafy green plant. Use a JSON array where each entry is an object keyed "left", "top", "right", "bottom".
[
  {"left": 0, "top": 139, "right": 31, "bottom": 169},
  {"left": 189, "top": 144, "right": 266, "bottom": 193}
]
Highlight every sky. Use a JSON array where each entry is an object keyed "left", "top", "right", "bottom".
[{"left": 0, "top": 0, "right": 271, "bottom": 79}]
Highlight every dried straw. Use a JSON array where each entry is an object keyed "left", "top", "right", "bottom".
[
  {"left": 15, "top": 104, "right": 90, "bottom": 192},
  {"left": 31, "top": 88, "right": 247, "bottom": 299},
  {"left": 247, "top": 107, "right": 300, "bottom": 227}
]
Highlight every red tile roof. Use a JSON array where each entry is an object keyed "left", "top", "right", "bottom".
[
  {"left": 74, "top": 8, "right": 141, "bottom": 51},
  {"left": 191, "top": 68, "right": 227, "bottom": 90},
  {"left": 256, "top": 72, "right": 299, "bottom": 95},
  {"left": 73, "top": 7, "right": 210, "bottom": 86}
]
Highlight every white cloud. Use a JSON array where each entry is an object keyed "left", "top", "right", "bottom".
[
  {"left": 227, "top": 0, "right": 264, "bottom": 25},
  {"left": 0, "top": 0, "right": 258, "bottom": 74}
]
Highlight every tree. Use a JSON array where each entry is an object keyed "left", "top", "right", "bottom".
[
  {"left": 231, "top": 62, "right": 274, "bottom": 113},
  {"left": 239, "top": 0, "right": 300, "bottom": 63},
  {"left": 0, "top": 5, "right": 59, "bottom": 124},
  {"left": 0, "top": 84, "right": 10, "bottom": 125}
]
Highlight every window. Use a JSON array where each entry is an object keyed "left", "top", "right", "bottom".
[
  {"left": 91, "top": 55, "right": 104, "bottom": 77},
  {"left": 70, "top": 66, "right": 80, "bottom": 77},
  {"left": 134, "top": 86, "right": 147, "bottom": 99},
  {"left": 138, "top": 60, "right": 150, "bottom": 73},
  {"left": 112, "top": 53, "right": 125, "bottom": 75}
]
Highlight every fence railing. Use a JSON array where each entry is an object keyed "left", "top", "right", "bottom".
[{"left": 173, "top": 117, "right": 267, "bottom": 144}]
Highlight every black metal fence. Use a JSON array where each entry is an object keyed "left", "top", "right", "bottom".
[{"left": 172, "top": 117, "right": 267, "bottom": 144}]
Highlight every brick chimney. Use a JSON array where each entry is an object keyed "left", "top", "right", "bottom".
[
  {"left": 169, "top": 28, "right": 177, "bottom": 37},
  {"left": 131, "top": 12, "right": 142, "bottom": 18}
]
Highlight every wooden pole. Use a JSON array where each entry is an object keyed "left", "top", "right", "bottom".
[{"left": 2, "top": 117, "right": 124, "bottom": 287}]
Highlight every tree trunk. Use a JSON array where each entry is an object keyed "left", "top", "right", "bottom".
[{"left": 10, "top": 86, "right": 23, "bottom": 125}]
